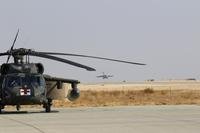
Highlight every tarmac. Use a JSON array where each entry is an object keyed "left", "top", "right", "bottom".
[{"left": 0, "top": 105, "right": 200, "bottom": 133}]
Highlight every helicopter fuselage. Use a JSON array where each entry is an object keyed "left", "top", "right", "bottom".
[
  {"left": 0, "top": 62, "right": 80, "bottom": 112},
  {"left": 0, "top": 73, "right": 48, "bottom": 106},
  {"left": 0, "top": 63, "right": 50, "bottom": 112}
]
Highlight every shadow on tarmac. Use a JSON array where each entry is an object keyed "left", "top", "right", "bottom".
[{"left": 0, "top": 110, "right": 59, "bottom": 115}]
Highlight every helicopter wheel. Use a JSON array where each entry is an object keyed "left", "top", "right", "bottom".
[
  {"left": 0, "top": 103, "right": 4, "bottom": 114},
  {"left": 45, "top": 98, "right": 52, "bottom": 113},
  {"left": 45, "top": 104, "right": 51, "bottom": 113},
  {"left": 16, "top": 104, "right": 21, "bottom": 111}
]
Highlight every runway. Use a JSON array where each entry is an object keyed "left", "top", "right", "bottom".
[{"left": 0, "top": 105, "right": 200, "bottom": 133}]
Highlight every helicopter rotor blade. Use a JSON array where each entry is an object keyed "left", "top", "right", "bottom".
[
  {"left": 38, "top": 52, "right": 146, "bottom": 65},
  {"left": 29, "top": 51, "right": 96, "bottom": 71},
  {"left": 6, "top": 55, "right": 11, "bottom": 63},
  {"left": 11, "top": 29, "right": 19, "bottom": 50},
  {"left": 6, "top": 29, "right": 19, "bottom": 63},
  {"left": 0, "top": 52, "right": 9, "bottom": 57}
]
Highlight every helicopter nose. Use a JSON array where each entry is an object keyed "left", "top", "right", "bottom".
[
  {"left": 23, "top": 85, "right": 28, "bottom": 88},
  {"left": 4, "top": 90, "right": 10, "bottom": 98},
  {"left": 19, "top": 88, "right": 31, "bottom": 96}
]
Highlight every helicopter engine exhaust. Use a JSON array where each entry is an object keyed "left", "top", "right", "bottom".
[
  {"left": 36, "top": 63, "right": 44, "bottom": 74},
  {"left": 67, "top": 83, "right": 80, "bottom": 101}
]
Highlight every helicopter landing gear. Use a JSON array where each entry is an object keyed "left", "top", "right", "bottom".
[
  {"left": 0, "top": 108, "right": 1, "bottom": 114},
  {"left": 16, "top": 104, "right": 21, "bottom": 111},
  {"left": 0, "top": 102, "right": 4, "bottom": 114},
  {"left": 44, "top": 98, "right": 52, "bottom": 113},
  {"left": 0, "top": 105, "right": 5, "bottom": 114}
]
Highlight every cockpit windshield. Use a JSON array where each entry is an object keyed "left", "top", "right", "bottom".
[
  {"left": 6, "top": 76, "right": 21, "bottom": 88},
  {"left": 5, "top": 74, "right": 45, "bottom": 88}
]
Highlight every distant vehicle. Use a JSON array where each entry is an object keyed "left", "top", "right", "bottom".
[
  {"left": 97, "top": 72, "right": 113, "bottom": 79},
  {"left": 147, "top": 79, "right": 155, "bottom": 82},
  {"left": 186, "top": 78, "right": 196, "bottom": 81}
]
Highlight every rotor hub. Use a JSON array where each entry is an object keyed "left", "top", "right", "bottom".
[{"left": 7, "top": 48, "right": 32, "bottom": 64}]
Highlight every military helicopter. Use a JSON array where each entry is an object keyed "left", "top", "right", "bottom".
[
  {"left": 97, "top": 72, "right": 113, "bottom": 79},
  {"left": 0, "top": 30, "right": 146, "bottom": 113}
]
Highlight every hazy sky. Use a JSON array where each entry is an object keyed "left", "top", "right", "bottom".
[{"left": 0, "top": 0, "right": 200, "bottom": 83}]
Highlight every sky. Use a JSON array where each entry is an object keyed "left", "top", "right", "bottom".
[{"left": 0, "top": 0, "right": 200, "bottom": 83}]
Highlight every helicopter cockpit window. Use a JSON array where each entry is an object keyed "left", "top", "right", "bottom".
[
  {"left": 30, "top": 76, "right": 41, "bottom": 86},
  {"left": 21, "top": 75, "right": 45, "bottom": 87},
  {"left": 6, "top": 76, "right": 21, "bottom": 88},
  {"left": 5, "top": 75, "right": 45, "bottom": 88}
]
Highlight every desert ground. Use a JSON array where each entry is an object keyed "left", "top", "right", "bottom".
[
  {"left": 4, "top": 80, "right": 200, "bottom": 110},
  {"left": 52, "top": 80, "right": 200, "bottom": 107}
]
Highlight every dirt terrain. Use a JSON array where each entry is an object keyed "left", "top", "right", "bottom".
[
  {"left": 53, "top": 80, "right": 200, "bottom": 107},
  {"left": 4, "top": 80, "right": 200, "bottom": 110}
]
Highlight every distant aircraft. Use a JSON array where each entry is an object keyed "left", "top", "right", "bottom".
[{"left": 96, "top": 72, "right": 113, "bottom": 79}]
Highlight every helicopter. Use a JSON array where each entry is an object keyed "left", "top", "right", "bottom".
[
  {"left": 97, "top": 72, "right": 113, "bottom": 79},
  {"left": 0, "top": 30, "right": 146, "bottom": 113}
]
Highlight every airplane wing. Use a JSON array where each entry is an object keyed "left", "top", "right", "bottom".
[{"left": 96, "top": 75, "right": 104, "bottom": 78}]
